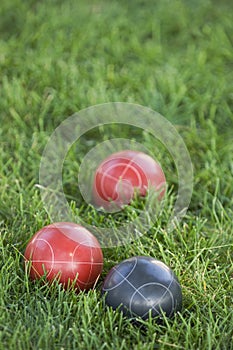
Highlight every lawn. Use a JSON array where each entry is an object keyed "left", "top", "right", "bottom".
[{"left": 0, "top": 0, "right": 233, "bottom": 349}]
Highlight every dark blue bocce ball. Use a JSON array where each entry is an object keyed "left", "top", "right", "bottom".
[{"left": 102, "top": 256, "right": 182, "bottom": 320}]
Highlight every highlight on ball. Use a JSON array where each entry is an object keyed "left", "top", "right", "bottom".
[
  {"left": 24, "top": 222, "right": 103, "bottom": 291},
  {"left": 102, "top": 256, "right": 182, "bottom": 321},
  {"left": 92, "top": 150, "right": 166, "bottom": 212}
]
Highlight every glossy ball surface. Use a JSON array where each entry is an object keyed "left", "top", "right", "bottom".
[
  {"left": 24, "top": 222, "right": 103, "bottom": 291},
  {"left": 92, "top": 150, "right": 166, "bottom": 210},
  {"left": 102, "top": 256, "right": 182, "bottom": 320}
]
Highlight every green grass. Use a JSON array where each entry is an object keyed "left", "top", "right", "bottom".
[{"left": 0, "top": 0, "right": 233, "bottom": 349}]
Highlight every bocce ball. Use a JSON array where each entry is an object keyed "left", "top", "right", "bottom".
[
  {"left": 92, "top": 150, "right": 166, "bottom": 210},
  {"left": 102, "top": 256, "right": 182, "bottom": 320},
  {"left": 24, "top": 222, "right": 103, "bottom": 291}
]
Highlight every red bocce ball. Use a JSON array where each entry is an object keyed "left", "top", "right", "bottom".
[
  {"left": 24, "top": 222, "right": 103, "bottom": 291},
  {"left": 92, "top": 150, "right": 166, "bottom": 210}
]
